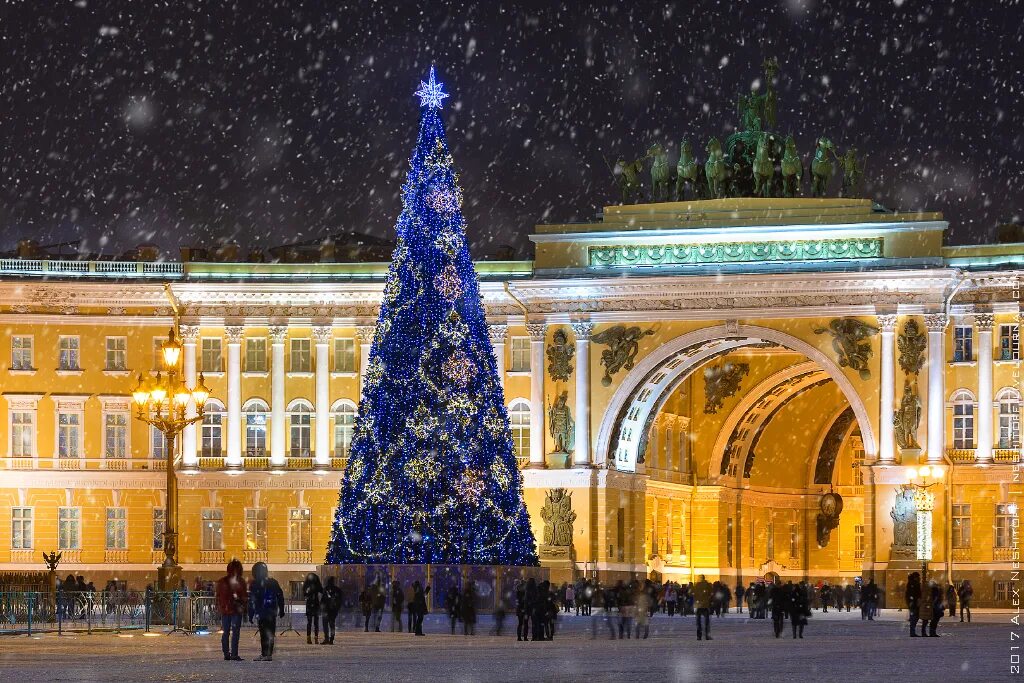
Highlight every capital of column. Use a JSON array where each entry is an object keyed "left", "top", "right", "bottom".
[
  {"left": 876, "top": 314, "right": 898, "bottom": 333},
  {"left": 356, "top": 325, "right": 376, "bottom": 344},
  {"left": 312, "top": 325, "right": 333, "bottom": 345},
  {"left": 923, "top": 313, "right": 948, "bottom": 332},
  {"left": 571, "top": 321, "right": 594, "bottom": 341},
  {"left": 974, "top": 312, "right": 995, "bottom": 331},
  {"left": 180, "top": 324, "right": 201, "bottom": 343},
  {"left": 268, "top": 325, "right": 288, "bottom": 344},
  {"left": 525, "top": 322, "right": 547, "bottom": 341},
  {"left": 225, "top": 325, "right": 245, "bottom": 344},
  {"left": 487, "top": 323, "right": 508, "bottom": 345}
]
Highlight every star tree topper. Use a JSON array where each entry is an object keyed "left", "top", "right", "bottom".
[{"left": 415, "top": 66, "right": 449, "bottom": 109}]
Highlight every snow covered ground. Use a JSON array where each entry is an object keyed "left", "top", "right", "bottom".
[{"left": 0, "top": 609, "right": 1013, "bottom": 682}]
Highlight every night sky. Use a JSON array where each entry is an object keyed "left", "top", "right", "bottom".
[{"left": 0, "top": 1, "right": 1021, "bottom": 259}]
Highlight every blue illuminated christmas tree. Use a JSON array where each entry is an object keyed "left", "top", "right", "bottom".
[{"left": 326, "top": 68, "right": 537, "bottom": 566}]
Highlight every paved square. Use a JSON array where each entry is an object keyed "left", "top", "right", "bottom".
[{"left": 0, "top": 610, "right": 1013, "bottom": 682}]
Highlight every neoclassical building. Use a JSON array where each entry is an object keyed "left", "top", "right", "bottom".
[{"left": 0, "top": 197, "right": 1020, "bottom": 604}]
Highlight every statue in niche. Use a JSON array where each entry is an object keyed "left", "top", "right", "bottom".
[
  {"left": 547, "top": 391, "right": 575, "bottom": 456},
  {"left": 540, "top": 488, "right": 576, "bottom": 549},
  {"left": 592, "top": 325, "right": 655, "bottom": 386},
  {"left": 546, "top": 328, "right": 574, "bottom": 382},
  {"left": 814, "top": 318, "right": 878, "bottom": 380},
  {"left": 897, "top": 319, "right": 927, "bottom": 376},
  {"left": 893, "top": 379, "right": 922, "bottom": 451},
  {"left": 703, "top": 362, "right": 750, "bottom": 414},
  {"left": 890, "top": 487, "right": 917, "bottom": 550}
]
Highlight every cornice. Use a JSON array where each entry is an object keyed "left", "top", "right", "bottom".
[{"left": 0, "top": 281, "right": 169, "bottom": 308}]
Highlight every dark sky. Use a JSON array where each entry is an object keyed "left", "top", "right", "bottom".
[{"left": 0, "top": 1, "right": 1021, "bottom": 259}]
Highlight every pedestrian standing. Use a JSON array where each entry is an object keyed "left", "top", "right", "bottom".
[
  {"left": 461, "top": 581, "right": 478, "bottom": 636},
  {"left": 634, "top": 584, "right": 650, "bottom": 639},
  {"left": 445, "top": 581, "right": 461, "bottom": 635},
  {"left": 516, "top": 580, "right": 529, "bottom": 641},
  {"left": 302, "top": 572, "right": 323, "bottom": 644},
  {"left": 958, "top": 580, "right": 973, "bottom": 622},
  {"left": 768, "top": 578, "right": 787, "bottom": 638},
  {"left": 411, "top": 580, "right": 430, "bottom": 636},
  {"left": 945, "top": 584, "right": 957, "bottom": 619},
  {"left": 565, "top": 583, "right": 575, "bottom": 614},
  {"left": 359, "top": 586, "right": 372, "bottom": 632},
  {"left": 371, "top": 581, "right": 386, "bottom": 632},
  {"left": 616, "top": 581, "right": 633, "bottom": 639},
  {"left": 927, "top": 582, "right": 943, "bottom": 637},
  {"left": 215, "top": 559, "right": 247, "bottom": 661},
  {"left": 789, "top": 582, "right": 809, "bottom": 639},
  {"left": 905, "top": 571, "right": 922, "bottom": 637},
  {"left": 247, "top": 562, "right": 285, "bottom": 662},
  {"left": 390, "top": 580, "right": 405, "bottom": 633},
  {"left": 735, "top": 583, "right": 745, "bottom": 614},
  {"left": 693, "top": 575, "right": 713, "bottom": 641},
  {"left": 665, "top": 583, "right": 677, "bottom": 617},
  {"left": 844, "top": 584, "right": 854, "bottom": 612},
  {"left": 321, "top": 576, "right": 341, "bottom": 645}
]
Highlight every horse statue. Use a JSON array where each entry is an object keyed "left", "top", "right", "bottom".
[
  {"left": 614, "top": 157, "right": 645, "bottom": 204},
  {"left": 674, "top": 139, "right": 700, "bottom": 200},
  {"left": 648, "top": 143, "right": 671, "bottom": 202},
  {"left": 781, "top": 135, "right": 802, "bottom": 197},
  {"left": 839, "top": 147, "right": 866, "bottom": 197},
  {"left": 752, "top": 133, "right": 775, "bottom": 197},
  {"left": 705, "top": 137, "right": 726, "bottom": 199},
  {"left": 810, "top": 137, "right": 835, "bottom": 197}
]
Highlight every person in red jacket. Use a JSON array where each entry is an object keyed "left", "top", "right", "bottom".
[{"left": 215, "top": 559, "right": 247, "bottom": 661}]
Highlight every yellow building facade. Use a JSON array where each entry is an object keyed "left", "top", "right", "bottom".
[{"left": 0, "top": 198, "right": 1020, "bottom": 604}]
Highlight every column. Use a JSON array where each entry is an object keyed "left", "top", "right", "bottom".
[
  {"left": 877, "top": 314, "right": 898, "bottom": 462},
  {"left": 269, "top": 325, "right": 287, "bottom": 466},
  {"left": 924, "top": 313, "right": 948, "bottom": 463},
  {"left": 180, "top": 325, "right": 200, "bottom": 468},
  {"left": 356, "top": 326, "right": 375, "bottom": 396},
  {"left": 526, "top": 322, "right": 547, "bottom": 468},
  {"left": 313, "top": 325, "right": 332, "bottom": 467},
  {"left": 976, "top": 312, "right": 995, "bottom": 462},
  {"left": 488, "top": 323, "right": 507, "bottom": 389},
  {"left": 225, "top": 325, "right": 244, "bottom": 468},
  {"left": 571, "top": 321, "right": 594, "bottom": 467}
]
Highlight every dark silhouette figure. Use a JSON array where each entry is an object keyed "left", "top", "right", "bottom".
[
  {"left": 768, "top": 578, "right": 788, "bottom": 638},
  {"left": 321, "top": 576, "right": 341, "bottom": 644},
  {"left": 789, "top": 582, "right": 809, "bottom": 639},
  {"left": 927, "top": 583, "right": 944, "bottom": 637},
  {"left": 693, "top": 575, "right": 713, "bottom": 640},
  {"left": 390, "top": 580, "right": 405, "bottom": 633},
  {"left": 247, "top": 562, "right": 285, "bottom": 661},
  {"left": 958, "top": 580, "right": 973, "bottom": 622},
  {"left": 410, "top": 580, "right": 430, "bottom": 636},
  {"left": 905, "top": 572, "right": 922, "bottom": 637},
  {"left": 215, "top": 559, "right": 247, "bottom": 661},
  {"left": 302, "top": 572, "right": 323, "bottom": 644}
]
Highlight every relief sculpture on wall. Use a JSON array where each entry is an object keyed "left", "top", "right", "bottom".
[
  {"left": 591, "top": 325, "right": 655, "bottom": 386},
  {"left": 813, "top": 318, "right": 878, "bottom": 380},
  {"left": 890, "top": 487, "right": 918, "bottom": 558},
  {"left": 539, "top": 488, "right": 576, "bottom": 558}
]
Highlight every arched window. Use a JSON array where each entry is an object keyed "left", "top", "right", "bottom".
[
  {"left": 288, "top": 400, "right": 313, "bottom": 457},
  {"left": 332, "top": 400, "right": 357, "bottom": 458},
  {"left": 951, "top": 390, "right": 975, "bottom": 450},
  {"left": 243, "top": 399, "right": 269, "bottom": 456},
  {"left": 997, "top": 388, "right": 1021, "bottom": 449},
  {"left": 201, "top": 400, "right": 224, "bottom": 457},
  {"left": 508, "top": 399, "right": 531, "bottom": 463}
]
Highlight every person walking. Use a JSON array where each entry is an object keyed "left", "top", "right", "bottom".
[
  {"left": 616, "top": 581, "right": 633, "bottom": 639},
  {"left": 247, "top": 562, "right": 285, "bottom": 662},
  {"left": 905, "top": 571, "right": 922, "bottom": 637},
  {"left": 634, "top": 584, "right": 651, "bottom": 640},
  {"left": 565, "top": 583, "right": 575, "bottom": 614},
  {"left": 410, "top": 580, "right": 430, "bottom": 636},
  {"left": 862, "top": 579, "right": 879, "bottom": 621},
  {"left": 370, "top": 581, "right": 386, "bottom": 632},
  {"left": 215, "top": 559, "right": 247, "bottom": 661},
  {"left": 735, "top": 583, "right": 745, "bottom": 614},
  {"left": 927, "top": 582, "right": 944, "bottom": 637},
  {"left": 532, "top": 580, "right": 550, "bottom": 641},
  {"left": 445, "top": 581, "right": 461, "bottom": 635},
  {"left": 359, "top": 586, "right": 372, "bottom": 632},
  {"left": 789, "top": 582, "right": 809, "bottom": 639},
  {"left": 945, "top": 584, "right": 957, "bottom": 619},
  {"left": 768, "top": 578, "right": 788, "bottom": 638},
  {"left": 693, "top": 575, "right": 713, "bottom": 641},
  {"left": 665, "top": 583, "right": 677, "bottom": 617},
  {"left": 390, "top": 580, "right": 405, "bottom": 633},
  {"left": 321, "top": 576, "right": 341, "bottom": 645},
  {"left": 302, "top": 573, "right": 323, "bottom": 644},
  {"left": 516, "top": 580, "right": 529, "bottom": 641},
  {"left": 844, "top": 584, "right": 854, "bottom": 613},
  {"left": 958, "top": 580, "right": 973, "bottom": 622},
  {"left": 461, "top": 581, "right": 478, "bottom": 636}
]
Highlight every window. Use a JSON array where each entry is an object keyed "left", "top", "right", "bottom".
[
  {"left": 951, "top": 391, "right": 975, "bottom": 450},
  {"left": 790, "top": 523, "right": 800, "bottom": 560},
  {"left": 105, "top": 337, "right": 127, "bottom": 371},
  {"left": 201, "top": 337, "right": 222, "bottom": 373},
  {"left": 333, "top": 402, "right": 356, "bottom": 457},
  {"left": 290, "top": 338, "right": 311, "bottom": 373},
  {"left": 58, "top": 412, "right": 82, "bottom": 459},
  {"left": 290, "top": 402, "right": 312, "bottom": 456},
  {"left": 999, "top": 324, "right": 1020, "bottom": 361},
  {"left": 244, "top": 508, "right": 267, "bottom": 551},
  {"left": 153, "top": 508, "right": 165, "bottom": 550},
  {"left": 59, "top": 507, "right": 81, "bottom": 550},
  {"left": 245, "top": 338, "right": 267, "bottom": 373},
  {"left": 11, "top": 411, "right": 35, "bottom": 457},
  {"left": 201, "top": 508, "right": 223, "bottom": 550},
  {"left": 854, "top": 525, "right": 864, "bottom": 559},
  {"left": 11, "top": 508, "right": 32, "bottom": 549},
  {"left": 105, "top": 508, "right": 127, "bottom": 550},
  {"left": 334, "top": 338, "right": 355, "bottom": 373},
  {"left": 851, "top": 446, "right": 865, "bottom": 486},
  {"left": 995, "top": 503, "right": 1017, "bottom": 548},
  {"left": 995, "top": 581, "right": 1011, "bottom": 603},
  {"left": 150, "top": 425, "right": 167, "bottom": 459},
  {"left": 201, "top": 401, "right": 224, "bottom": 457},
  {"left": 998, "top": 392, "right": 1021, "bottom": 449},
  {"left": 952, "top": 504, "right": 971, "bottom": 548},
  {"left": 509, "top": 337, "right": 530, "bottom": 372},
  {"left": 289, "top": 508, "right": 311, "bottom": 551},
  {"left": 766, "top": 522, "right": 775, "bottom": 561},
  {"left": 244, "top": 401, "right": 268, "bottom": 455},
  {"left": 58, "top": 336, "right": 80, "bottom": 370},
  {"left": 11, "top": 336, "right": 33, "bottom": 370},
  {"left": 952, "top": 326, "right": 973, "bottom": 362},
  {"left": 104, "top": 413, "right": 128, "bottom": 459},
  {"left": 508, "top": 400, "right": 531, "bottom": 460}
]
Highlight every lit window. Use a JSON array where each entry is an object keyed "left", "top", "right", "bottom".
[
  {"left": 790, "top": 523, "right": 800, "bottom": 560},
  {"left": 201, "top": 508, "right": 223, "bottom": 551},
  {"left": 510, "top": 337, "right": 530, "bottom": 372},
  {"left": 290, "top": 402, "right": 312, "bottom": 456},
  {"left": 334, "top": 338, "right": 355, "bottom": 373},
  {"left": 995, "top": 503, "right": 1017, "bottom": 548},
  {"left": 105, "top": 337, "right": 127, "bottom": 371},
  {"left": 290, "top": 338, "right": 311, "bottom": 373},
  {"left": 58, "top": 412, "right": 82, "bottom": 459},
  {"left": 952, "top": 504, "right": 971, "bottom": 548},
  {"left": 245, "top": 401, "right": 268, "bottom": 456},
  {"left": 104, "top": 413, "right": 128, "bottom": 459},
  {"left": 11, "top": 336, "right": 33, "bottom": 370},
  {"left": 951, "top": 391, "right": 975, "bottom": 450},
  {"left": 766, "top": 522, "right": 775, "bottom": 561},
  {"left": 245, "top": 508, "right": 267, "bottom": 551},
  {"left": 245, "top": 338, "right": 267, "bottom": 373},
  {"left": 851, "top": 446, "right": 865, "bottom": 486},
  {"left": 508, "top": 400, "right": 531, "bottom": 460},
  {"left": 333, "top": 402, "right": 356, "bottom": 457},
  {"left": 11, "top": 508, "right": 33, "bottom": 549},
  {"left": 201, "top": 402, "right": 224, "bottom": 457},
  {"left": 999, "top": 324, "right": 1020, "bottom": 361},
  {"left": 11, "top": 411, "right": 35, "bottom": 458},
  {"left": 289, "top": 508, "right": 311, "bottom": 551},
  {"left": 58, "top": 336, "right": 80, "bottom": 371},
  {"left": 201, "top": 337, "right": 222, "bottom": 373},
  {"left": 998, "top": 393, "right": 1021, "bottom": 449},
  {"left": 150, "top": 425, "right": 167, "bottom": 459},
  {"left": 854, "top": 525, "right": 864, "bottom": 559},
  {"left": 59, "top": 507, "right": 81, "bottom": 550},
  {"left": 952, "top": 326, "right": 973, "bottom": 362},
  {"left": 105, "top": 508, "right": 127, "bottom": 550}
]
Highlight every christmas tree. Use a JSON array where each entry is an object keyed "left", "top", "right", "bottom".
[{"left": 326, "top": 68, "right": 538, "bottom": 566}]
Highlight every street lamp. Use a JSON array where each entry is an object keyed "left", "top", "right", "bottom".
[
  {"left": 131, "top": 328, "right": 212, "bottom": 591},
  {"left": 905, "top": 464, "right": 944, "bottom": 586}
]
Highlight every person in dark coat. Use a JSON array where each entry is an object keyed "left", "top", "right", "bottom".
[
  {"left": 789, "top": 582, "right": 809, "bottom": 639},
  {"left": 843, "top": 584, "right": 854, "bottom": 612},
  {"left": 905, "top": 571, "right": 922, "bottom": 637},
  {"left": 862, "top": 579, "right": 879, "bottom": 620},
  {"left": 927, "top": 582, "right": 944, "bottom": 637},
  {"left": 370, "top": 581, "right": 386, "bottom": 632},
  {"left": 359, "top": 586, "right": 372, "bottom": 631},
  {"left": 692, "top": 575, "right": 713, "bottom": 640},
  {"left": 321, "top": 576, "right": 341, "bottom": 645},
  {"left": 390, "top": 580, "right": 405, "bottom": 633},
  {"left": 302, "top": 573, "right": 323, "bottom": 644},
  {"left": 958, "top": 580, "right": 974, "bottom": 622},
  {"left": 461, "top": 581, "right": 477, "bottom": 636},
  {"left": 215, "top": 559, "right": 247, "bottom": 661},
  {"left": 445, "top": 582, "right": 461, "bottom": 634},
  {"left": 515, "top": 580, "right": 529, "bottom": 641},
  {"left": 532, "top": 580, "right": 550, "bottom": 641},
  {"left": 410, "top": 580, "right": 430, "bottom": 636},
  {"left": 247, "top": 562, "right": 285, "bottom": 661},
  {"left": 768, "top": 578, "right": 788, "bottom": 638},
  {"left": 735, "top": 583, "right": 745, "bottom": 614},
  {"left": 945, "top": 584, "right": 957, "bottom": 618}
]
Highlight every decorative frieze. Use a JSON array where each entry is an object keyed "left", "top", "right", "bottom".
[{"left": 589, "top": 237, "right": 884, "bottom": 269}]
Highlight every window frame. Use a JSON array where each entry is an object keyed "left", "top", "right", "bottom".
[
  {"left": 105, "top": 507, "right": 127, "bottom": 550},
  {"left": 11, "top": 335, "right": 34, "bottom": 371},
  {"left": 152, "top": 508, "right": 166, "bottom": 550},
  {"left": 58, "top": 335, "right": 81, "bottom": 371},
  {"left": 245, "top": 337, "right": 267, "bottom": 373},
  {"left": 950, "top": 390, "right": 975, "bottom": 450},
  {"left": 11, "top": 507, "right": 33, "bottom": 549},
  {"left": 290, "top": 338, "right": 312, "bottom": 373},
  {"left": 201, "top": 508, "right": 224, "bottom": 551},
  {"left": 57, "top": 410, "right": 83, "bottom": 459},
  {"left": 509, "top": 337, "right": 530, "bottom": 373},
  {"left": 200, "top": 337, "right": 223, "bottom": 374},
  {"left": 288, "top": 507, "right": 311, "bottom": 552},
  {"left": 58, "top": 507, "right": 81, "bottom": 551},
  {"left": 508, "top": 399, "right": 531, "bottom": 460},
  {"left": 999, "top": 324, "right": 1020, "bottom": 361},
  {"left": 995, "top": 503, "right": 1016, "bottom": 548},
  {"left": 244, "top": 508, "right": 268, "bottom": 552},
  {"left": 104, "top": 411, "right": 129, "bottom": 459},
  {"left": 11, "top": 410, "right": 36, "bottom": 458},
  {"left": 244, "top": 400, "right": 268, "bottom": 456},
  {"left": 952, "top": 325, "right": 973, "bottom": 363},
  {"left": 201, "top": 400, "right": 225, "bottom": 457},
  {"left": 289, "top": 400, "right": 313, "bottom": 456},
  {"left": 333, "top": 338, "right": 356, "bottom": 373},
  {"left": 332, "top": 400, "right": 357, "bottom": 458},
  {"left": 952, "top": 503, "right": 971, "bottom": 549},
  {"left": 104, "top": 336, "right": 128, "bottom": 371}
]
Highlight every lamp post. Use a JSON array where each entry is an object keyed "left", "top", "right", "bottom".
[
  {"left": 905, "top": 464, "right": 944, "bottom": 586},
  {"left": 131, "top": 328, "right": 211, "bottom": 591}
]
